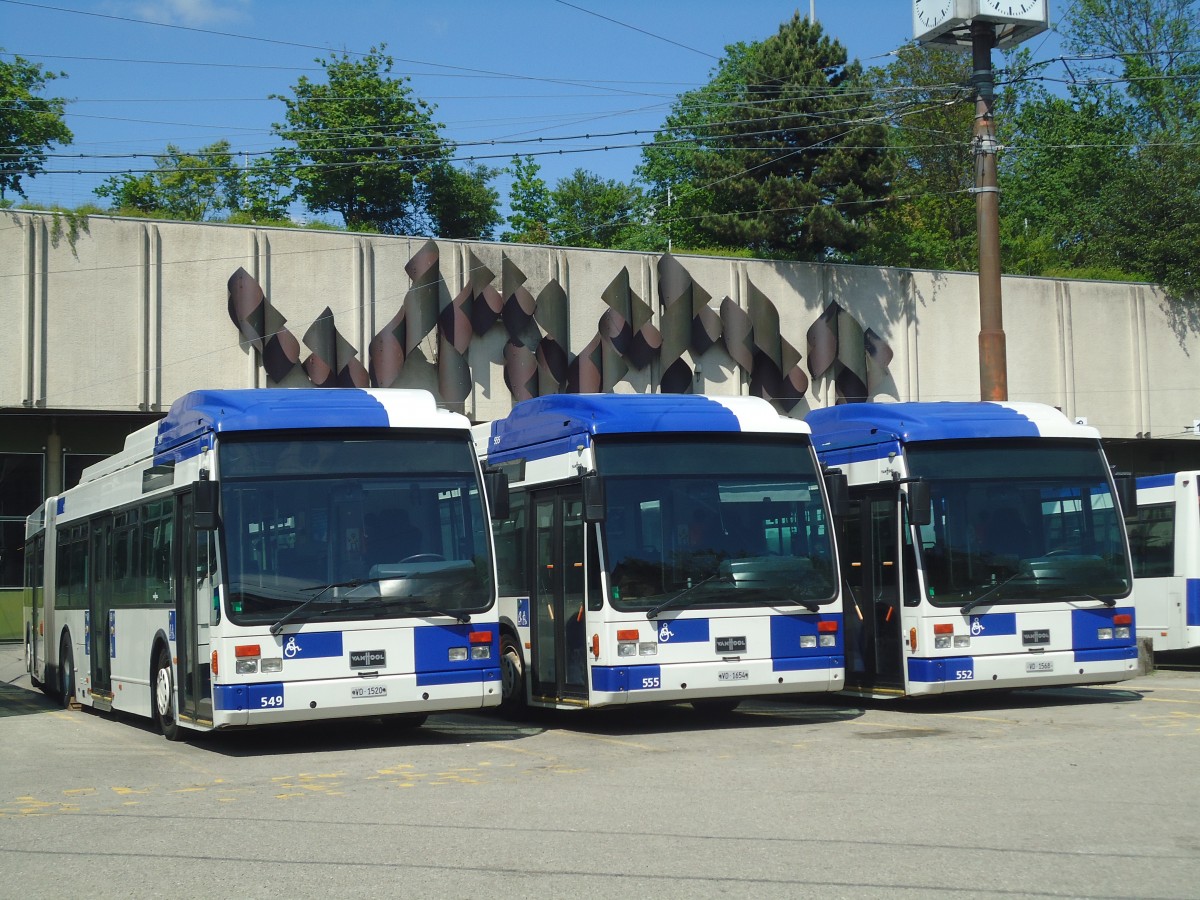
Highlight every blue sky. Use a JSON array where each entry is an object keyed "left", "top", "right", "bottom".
[{"left": 2, "top": 0, "right": 1066, "bottom": 223}]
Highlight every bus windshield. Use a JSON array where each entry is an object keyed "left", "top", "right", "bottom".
[
  {"left": 908, "top": 439, "right": 1132, "bottom": 607},
  {"left": 218, "top": 433, "right": 493, "bottom": 625},
  {"left": 595, "top": 435, "right": 837, "bottom": 613}
]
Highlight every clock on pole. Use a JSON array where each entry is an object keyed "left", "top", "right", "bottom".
[{"left": 912, "top": 0, "right": 1048, "bottom": 49}]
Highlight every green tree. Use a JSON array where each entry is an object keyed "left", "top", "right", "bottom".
[
  {"left": 503, "top": 155, "right": 553, "bottom": 244},
  {"left": 0, "top": 51, "right": 73, "bottom": 200},
  {"left": 546, "top": 169, "right": 651, "bottom": 249},
  {"left": 272, "top": 45, "right": 498, "bottom": 237},
  {"left": 95, "top": 141, "right": 239, "bottom": 220},
  {"left": 641, "top": 15, "right": 891, "bottom": 260},
  {"left": 857, "top": 44, "right": 975, "bottom": 271}
]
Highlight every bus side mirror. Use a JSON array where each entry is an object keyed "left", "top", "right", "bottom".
[
  {"left": 484, "top": 470, "right": 510, "bottom": 521},
  {"left": 824, "top": 470, "right": 849, "bottom": 518},
  {"left": 583, "top": 473, "right": 606, "bottom": 522},
  {"left": 194, "top": 480, "right": 219, "bottom": 531},
  {"left": 1114, "top": 472, "right": 1137, "bottom": 519},
  {"left": 907, "top": 480, "right": 932, "bottom": 527}
]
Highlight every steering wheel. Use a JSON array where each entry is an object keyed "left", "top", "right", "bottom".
[{"left": 399, "top": 553, "right": 445, "bottom": 563}]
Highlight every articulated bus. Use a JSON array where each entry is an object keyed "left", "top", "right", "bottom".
[
  {"left": 474, "top": 393, "right": 845, "bottom": 713},
  {"left": 23, "top": 389, "right": 503, "bottom": 739},
  {"left": 1129, "top": 472, "right": 1200, "bottom": 652},
  {"left": 806, "top": 401, "right": 1138, "bottom": 698}
]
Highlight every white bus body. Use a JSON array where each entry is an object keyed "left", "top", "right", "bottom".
[
  {"left": 1130, "top": 472, "right": 1200, "bottom": 652},
  {"left": 808, "top": 401, "right": 1138, "bottom": 699},
  {"left": 24, "top": 389, "right": 501, "bottom": 738},
  {"left": 476, "top": 394, "right": 844, "bottom": 713}
]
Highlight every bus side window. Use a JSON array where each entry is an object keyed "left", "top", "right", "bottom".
[{"left": 1129, "top": 503, "right": 1174, "bottom": 578}]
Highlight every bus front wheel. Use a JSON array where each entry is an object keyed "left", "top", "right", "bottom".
[
  {"left": 58, "top": 637, "right": 75, "bottom": 709},
  {"left": 499, "top": 632, "right": 526, "bottom": 713},
  {"left": 153, "top": 647, "right": 183, "bottom": 741}
]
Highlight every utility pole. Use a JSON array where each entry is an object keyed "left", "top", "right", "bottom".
[{"left": 971, "top": 20, "right": 1006, "bottom": 401}]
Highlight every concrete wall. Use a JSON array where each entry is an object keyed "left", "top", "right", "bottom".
[{"left": 2, "top": 209, "right": 1198, "bottom": 436}]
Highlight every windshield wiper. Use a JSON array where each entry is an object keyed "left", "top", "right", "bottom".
[
  {"left": 961, "top": 571, "right": 1027, "bottom": 615},
  {"left": 374, "top": 595, "right": 472, "bottom": 624},
  {"left": 270, "top": 578, "right": 380, "bottom": 635},
  {"left": 647, "top": 573, "right": 723, "bottom": 620}
]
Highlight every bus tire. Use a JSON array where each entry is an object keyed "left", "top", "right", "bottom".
[
  {"left": 692, "top": 698, "right": 741, "bottom": 716},
  {"left": 153, "top": 646, "right": 183, "bottom": 741},
  {"left": 58, "top": 636, "right": 75, "bottom": 709},
  {"left": 499, "top": 632, "right": 526, "bottom": 713}
]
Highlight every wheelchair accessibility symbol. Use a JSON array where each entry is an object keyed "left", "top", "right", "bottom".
[
  {"left": 970, "top": 617, "right": 985, "bottom": 636},
  {"left": 284, "top": 637, "right": 302, "bottom": 658},
  {"left": 658, "top": 622, "right": 674, "bottom": 643}
]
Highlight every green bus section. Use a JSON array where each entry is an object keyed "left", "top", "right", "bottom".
[{"left": 0, "top": 590, "right": 21, "bottom": 642}]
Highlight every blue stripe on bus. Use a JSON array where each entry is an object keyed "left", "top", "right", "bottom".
[
  {"left": 769, "top": 612, "right": 844, "bottom": 668},
  {"left": 154, "top": 389, "right": 395, "bottom": 462},
  {"left": 908, "top": 656, "right": 974, "bottom": 683},
  {"left": 1188, "top": 580, "right": 1200, "bottom": 627},
  {"left": 655, "top": 617, "right": 710, "bottom": 644},
  {"left": 591, "top": 665, "right": 661, "bottom": 693},
  {"left": 968, "top": 612, "right": 1016, "bottom": 637},
  {"left": 279, "top": 631, "right": 344, "bottom": 660},
  {"left": 1073, "top": 647, "right": 1138, "bottom": 663},
  {"left": 413, "top": 622, "right": 501, "bottom": 687},
  {"left": 1071, "top": 607, "right": 1137, "bottom": 650},
  {"left": 213, "top": 682, "right": 285, "bottom": 711},
  {"left": 1136, "top": 473, "right": 1176, "bottom": 489},
  {"left": 483, "top": 394, "right": 745, "bottom": 462}
]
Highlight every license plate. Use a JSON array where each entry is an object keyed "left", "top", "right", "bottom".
[
  {"left": 718, "top": 670, "right": 750, "bottom": 681},
  {"left": 351, "top": 684, "right": 387, "bottom": 698},
  {"left": 1026, "top": 660, "right": 1054, "bottom": 673}
]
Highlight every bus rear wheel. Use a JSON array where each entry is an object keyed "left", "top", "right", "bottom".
[
  {"left": 499, "top": 632, "right": 526, "bottom": 713},
  {"left": 153, "top": 647, "right": 183, "bottom": 741}
]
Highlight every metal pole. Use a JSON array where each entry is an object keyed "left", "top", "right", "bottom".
[{"left": 972, "top": 21, "right": 1007, "bottom": 401}]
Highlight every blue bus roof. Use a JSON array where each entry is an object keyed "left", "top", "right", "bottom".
[
  {"left": 806, "top": 401, "right": 1095, "bottom": 455},
  {"left": 155, "top": 388, "right": 459, "bottom": 458},
  {"left": 483, "top": 393, "right": 804, "bottom": 461}
]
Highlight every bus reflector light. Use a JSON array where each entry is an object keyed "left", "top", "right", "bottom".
[
  {"left": 235, "top": 644, "right": 261, "bottom": 658},
  {"left": 1097, "top": 628, "right": 1113, "bottom": 640},
  {"left": 800, "top": 635, "right": 817, "bottom": 648},
  {"left": 817, "top": 621, "right": 838, "bottom": 633},
  {"left": 449, "top": 647, "right": 468, "bottom": 661},
  {"left": 261, "top": 658, "right": 283, "bottom": 673},
  {"left": 617, "top": 629, "right": 640, "bottom": 641},
  {"left": 1113, "top": 613, "right": 1132, "bottom": 626},
  {"left": 933, "top": 623, "right": 954, "bottom": 635},
  {"left": 639, "top": 642, "right": 657, "bottom": 656},
  {"left": 469, "top": 631, "right": 491, "bottom": 644}
]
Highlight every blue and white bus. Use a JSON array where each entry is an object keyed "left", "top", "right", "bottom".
[
  {"left": 475, "top": 393, "right": 844, "bottom": 713},
  {"left": 1129, "top": 472, "right": 1200, "bottom": 653},
  {"left": 807, "top": 401, "right": 1137, "bottom": 698},
  {"left": 23, "top": 389, "right": 503, "bottom": 738}
]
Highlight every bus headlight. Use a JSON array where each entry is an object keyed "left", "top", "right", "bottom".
[
  {"left": 819, "top": 634, "right": 837, "bottom": 648},
  {"left": 935, "top": 635, "right": 952, "bottom": 649},
  {"left": 1115, "top": 626, "right": 1131, "bottom": 639},
  {"left": 261, "top": 658, "right": 283, "bottom": 673},
  {"left": 953, "top": 635, "right": 971, "bottom": 648},
  {"left": 618, "top": 642, "right": 638, "bottom": 657},
  {"left": 449, "top": 647, "right": 468, "bottom": 661},
  {"left": 800, "top": 635, "right": 817, "bottom": 649},
  {"left": 236, "top": 659, "right": 259, "bottom": 674},
  {"left": 471, "top": 646, "right": 491, "bottom": 660},
  {"left": 1097, "top": 628, "right": 1113, "bottom": 640},
  {"left": 639, "top": 642, "right": 657, "bottom": 656}
]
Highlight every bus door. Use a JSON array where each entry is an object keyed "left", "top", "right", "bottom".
[
  {"left": 175, "top": 494, "right": 213, "bottom": 724},
  {"left": 838, "top": 490, "right": 904, "bottom": 690},
  {"left": 88, "top": 516, "right": 114, "bottom": 696},
  {"left": 531, "top": 489, "right": 588, "bottom": 701}
]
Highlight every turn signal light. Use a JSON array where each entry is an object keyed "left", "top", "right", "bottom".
[
  {"left": 1113, "top": 613, "right": 1132, "bottom": 626},
  {"left": 235, "top": 644, "right": 261, "bottom": 658},
  {"left": 933, "top": 623, "right": 954, "bottom": 635},
  {"left": 617, "top": 629, "right": 640, "bottom": 641},
  {"left": 817, "top": 621, "right": 838, "bottom": 633},
  {"left": 468, "top": 631, "right": 492, "bottom": 644},
  {"left": 211, "top": 650, "right": 218, "bottom": 676}
]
